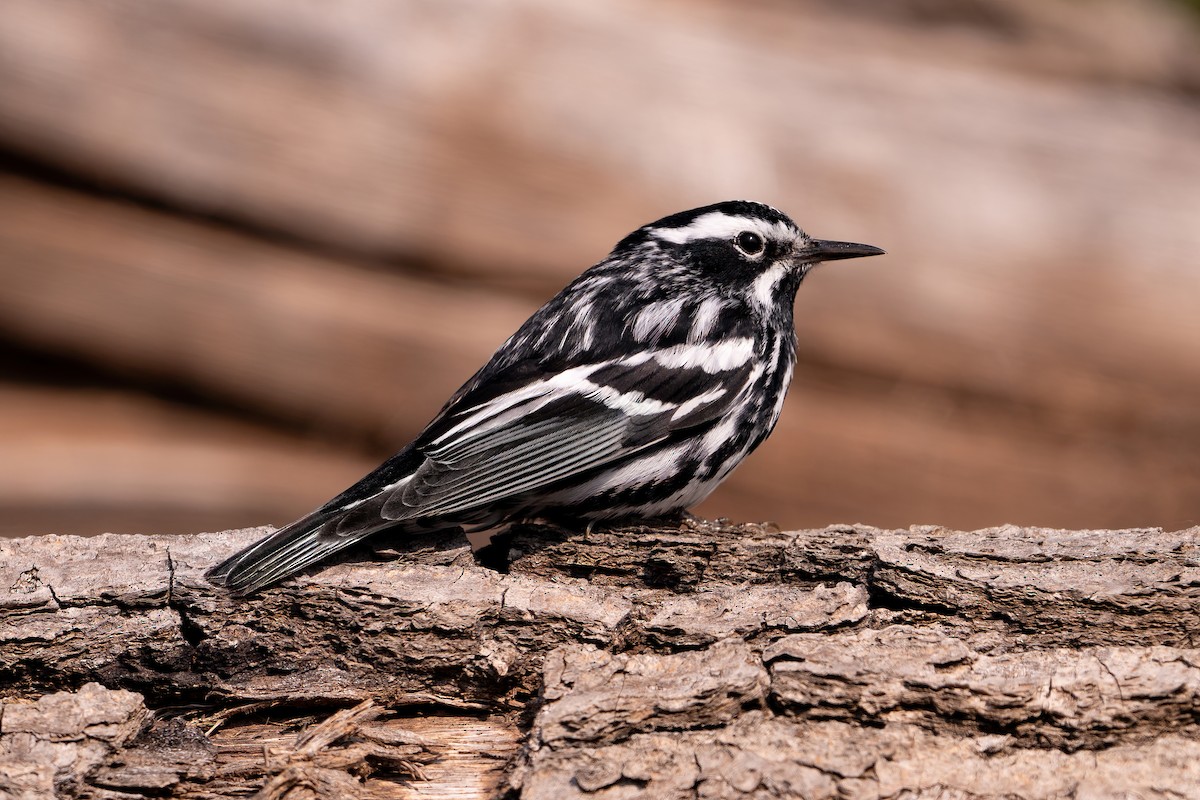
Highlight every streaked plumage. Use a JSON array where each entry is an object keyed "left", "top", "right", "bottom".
[{"left": 207, "top": 201, "right": 884, "bottom": 593}]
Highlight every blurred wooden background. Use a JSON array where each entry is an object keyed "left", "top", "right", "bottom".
[{"left": 0, "top": 0, "right": 1197, "bottom": 538}]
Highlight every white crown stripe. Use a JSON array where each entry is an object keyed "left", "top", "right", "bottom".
[{"left": 651, "top": 212, "right": 796, "bottom": 245}]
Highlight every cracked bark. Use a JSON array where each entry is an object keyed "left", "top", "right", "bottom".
[{"left": 2, "top": 521, "right": 1198, "bottom": 798}]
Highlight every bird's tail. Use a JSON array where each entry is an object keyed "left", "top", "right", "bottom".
[{"left": 205, "top": 510, "right": 385, "bottom": 595}]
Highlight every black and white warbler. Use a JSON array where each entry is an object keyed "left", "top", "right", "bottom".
[{"left": 208, "top": 201, "right": 884, "bottom": 593}]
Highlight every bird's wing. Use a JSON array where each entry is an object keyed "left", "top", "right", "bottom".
[
  {"left": 208, "top": 342, "right": 756, "bottom": 594},
  {"left": 384, "top": 341, "right": 757, "bottom": 519}
]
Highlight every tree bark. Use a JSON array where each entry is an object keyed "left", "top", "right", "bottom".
[{"left": 2, "top": 521, "right": 1198, "bottom": 798}]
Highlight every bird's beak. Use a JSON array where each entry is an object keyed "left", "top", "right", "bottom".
[{"left": 800, "top": 239, "right": 886, "bottom": 263}]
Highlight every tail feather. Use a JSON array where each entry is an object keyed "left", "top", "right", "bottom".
[{"left": 206, "top": 511, "right": 386, "bottom": 595}]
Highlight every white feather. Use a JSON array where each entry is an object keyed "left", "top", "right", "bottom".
[
  {"left": 752, "top": 262, "right": 790, "bottom": 308},
  {"left": 651, "top": 211, "right": 795, "bottom": 246},
  {"left": 631, "top": 298, "right": 686, "bottom": 342},
  {"left": 563, "top": 443, "right": 689, "bottom": 496},
  {"left": 564, "top": 300, "right": 596, "bottom": 351},
  {"left": 652, "top": 338, "right": 755, "bottom": 373},
  {"left": 688, "top": 297, "right": 724, "bottom": 342},
  {"left": 431, "top": 339, "right": 753, "bottom": 452}
]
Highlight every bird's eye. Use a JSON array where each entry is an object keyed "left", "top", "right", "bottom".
[{"left": 735, "top": 231, "right": 764, "bottom": 256}]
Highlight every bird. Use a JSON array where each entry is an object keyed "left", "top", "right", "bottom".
[{"left": 207, "top": 201, "right": 884, "bottom": 594}]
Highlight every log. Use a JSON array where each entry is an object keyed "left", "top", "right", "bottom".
[{"left": 3, "top": 521, "right": 1199, "bottom": 798}]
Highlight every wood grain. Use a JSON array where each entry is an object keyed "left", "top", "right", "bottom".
[{"left": 2, "top": 522, "right": 1199, "bottom": 797}]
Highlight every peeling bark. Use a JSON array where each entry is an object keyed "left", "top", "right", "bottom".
[{"left": 2, "top": 521, "right": 1198, "bottom": 798}]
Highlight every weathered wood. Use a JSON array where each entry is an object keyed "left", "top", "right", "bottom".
[
  {"left": 0, "top": 686, "right": 517, "bottom": 800},
  {"left": 518, "top": 712, "right": 1200, "bottom": 800},
  {"left": 2, "top": 522, "right": 1198, "bottom": 797}
]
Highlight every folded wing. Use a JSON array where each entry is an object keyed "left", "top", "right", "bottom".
[{"left": 208, "top": 346, "right": 754, "bottom": 593}]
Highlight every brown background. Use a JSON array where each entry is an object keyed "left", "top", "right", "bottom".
[{"left": 0, "top": 0, "right": 1197, "bottom": 539}]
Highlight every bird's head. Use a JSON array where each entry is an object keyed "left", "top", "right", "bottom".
[{"left": 615, "top": 200, "right": 884, "bottom": 308}]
